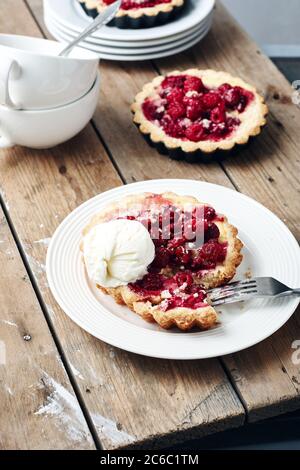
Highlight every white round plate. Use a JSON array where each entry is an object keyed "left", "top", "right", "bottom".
[
  {"left": 47, "top": 10, "right": 212, "bottom": 51},
  {"left": 44, "top": 0, "right": 215, "bottom": 42},
  {"left": 46, "top": 5, "right": 214, "bottom": 48},
  {"left": 46, "top": 179, "right": 300, "bottom": 360},
  {"left": 47, "top": 14, "right": 211, "bottom": 55},
  {"left": 46, "top": 18, "right": 211, "bottom": 60}
]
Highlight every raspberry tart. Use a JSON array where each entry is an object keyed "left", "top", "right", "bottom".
[
  {"left": 82, "top": 192, "right": 243, "bottom": 331},
  {"left": 132, "top": 69, "right": 268, "bottom": 161},
  {"left": 78, "top": 0, "right": 185, "bottom": 29}
]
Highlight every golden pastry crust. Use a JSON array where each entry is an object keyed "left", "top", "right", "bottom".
[
  {"left": 133, "top": 301, "right": 218, "bottom": 331},
  {"left": 82, "top": 191, "right": 243, "bottom": 331},
  {"left": 82, "top": 0, "right": 184, "bottom": 19},
  {"left": 97, "top": 284, "right": 218, "bottom": 331},
  {"left": 131, "top": 69, "right": 268, "bottom": 155}
]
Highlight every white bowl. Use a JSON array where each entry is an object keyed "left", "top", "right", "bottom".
[
  {"left": 0, "top": 72, "right": 100, "bottom": 149},
  {"left": 0, "top": 34, "right": 99, "bottom": 110}
]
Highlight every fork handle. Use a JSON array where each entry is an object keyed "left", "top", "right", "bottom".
[{"left": 277, "top": 288, "right": 300, "bottom": 298}]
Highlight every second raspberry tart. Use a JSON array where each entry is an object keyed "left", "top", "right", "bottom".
[{"left": 132, "top": 69, "right": 268, "bottom": 162}]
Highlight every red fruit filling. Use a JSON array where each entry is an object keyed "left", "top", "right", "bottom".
[
  {"left": 129, "top": 272, "right": 209, "bottom": 311},
  {"left": 141, "top": 74, "right": 254, "bottom": 142},
  {"left": 103, "top": 0, "right": 172, "bottom": 9},
  {"left": 117, "top": 200, "right": 227, "bottom": 285}
]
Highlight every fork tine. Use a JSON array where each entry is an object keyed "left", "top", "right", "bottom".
[
  {"left": 210, "top": 289, "right": 258, "bottom": 306},
  {"left": 209, "top": 284, "right": 258, "bottom": 298},
  {"left": 207, "top": 278, "right": 257, "bottom": 294},
  {"left": 209, "top": 287, "right": 257, "bottom": 302},
  {"left": 208, "top": 278, "right": 259, "bottom": 305}
]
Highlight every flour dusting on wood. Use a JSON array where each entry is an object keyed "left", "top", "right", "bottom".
[
  {"left": 5, "top": 385, "right": 13, "bottom": 396},
  {"left": 34, "top": 373, "right": 91, "bottom": 443},
  {"left": 92, "top": 413, "right": 135, "bottom": 446},
  {"left": 1, "top": 320, "right": 18, "bottom": 328}
]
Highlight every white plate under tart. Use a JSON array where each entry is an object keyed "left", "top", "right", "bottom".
[{"left": 46, "top": 180, "right": 300, "bottom": 360}]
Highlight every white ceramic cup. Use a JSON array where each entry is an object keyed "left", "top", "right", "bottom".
[
  {"left": 0, "top": 72, "right": 100, "bottom": 149},
  {"left": 0, "top": 34, "right": 99, "bottom": 110}
]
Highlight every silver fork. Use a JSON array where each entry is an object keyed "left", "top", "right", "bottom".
[{"left": 208, "top": 277, "right": 300, "bottom": 306}]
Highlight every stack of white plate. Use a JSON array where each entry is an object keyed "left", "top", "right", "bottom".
[{"left": 44, "top": 0, "right": 215, "bottom": 61}]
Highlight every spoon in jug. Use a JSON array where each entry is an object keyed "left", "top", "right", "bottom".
[{"left": 58, "top": 0, "right": 121, "bottom": 57}]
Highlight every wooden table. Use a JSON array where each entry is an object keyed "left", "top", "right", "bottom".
[{"left": 0, "top": 0, "right": 300, "bottom": 450}]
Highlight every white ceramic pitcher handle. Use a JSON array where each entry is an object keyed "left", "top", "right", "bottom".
[{"left": 0, "top": 56, "right": 21, "bottom": 109}]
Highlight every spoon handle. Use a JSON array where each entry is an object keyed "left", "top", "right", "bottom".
[{"left": 58, "top": 0, "right": 121, "bottom": 57}]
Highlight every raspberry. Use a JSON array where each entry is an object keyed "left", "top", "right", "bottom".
[
  {"left": 205, "top": 223, "right": 220, "bottom": 241},
  {"left": 204, "top": 206, "right": 216, "bottom": 220},
  {"left": 161, "top": 75, "right": 185, "bottom": 89},
  {"left": 201, "top": 92, "right": 221, "bottom": 110},
  {"left": 167, "top": 102, "right": 186, "bottom": 120},
  {"left": 168, "top": 238, "right": 186, "bottom": 250},
  {"left": 218, "top": 83, "right": 231, "bottom": 95},
  {"left": 227, "top": 117, "right": 240, "bottom": 129},
  {"left": 183, "top": 76, "right": 204, "bottom": 93},
  {"left": 161, "top": 115, "right": 185, "bottom": 138},
  {"left": 185, "top": 98, "right": 203, "bottom": 121},
  {"left": 235, "top": 87, "right": 254, "bottom": 112},
  {"left": 142, "top": 100, "right": 164, "bottom": 121},
  {"left": 185, "top": 123, "right": 207, "bottom": 142},
  {"left": 210, "top": 103, "right": 226, "bottom": 123},
  {"left": 237, "top": 95, "right": 247, "bottom": 112},
  {"left": 166, "top": 87, "right": 185, "bottom": 104},
  {"left": 200, "top": 240, "right": 226, "bottom": 263},
  {"left": 131, "top": 273, "right": 165, "bottom": 293},
  {"left": 152, "top": 247, "right": 171, "bottom": 269},
  {"left": 224, "top": 87, "right": 241, "bottom": 108},
  {"left": 211, "top": 122, "right": 228, "bottom": 138},
  {"left": 174, "top": 246, "right": 191, "bottom": 265}
]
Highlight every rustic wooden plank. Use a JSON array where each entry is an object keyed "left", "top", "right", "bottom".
[
  {"left": 154, "top": 1, "right": 300, "bottom": 421},
  {"left": 27, "top": 0, "right": 300, "bottom": 426},
  {"left": 0, "top": 0, "right": 245, "bottom": 449},
  {"left": 0, "top": 206, "right": 95, "bottom": 449}
]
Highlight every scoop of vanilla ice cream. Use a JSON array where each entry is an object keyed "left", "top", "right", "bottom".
[{"left": 83, "top": 219, "right": 155, "bottom": 288}]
